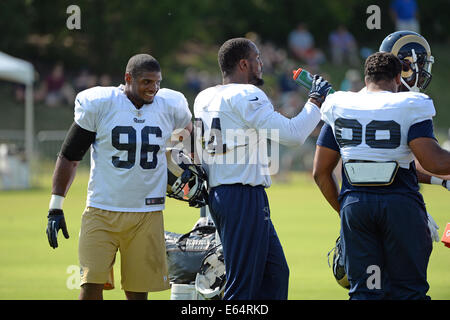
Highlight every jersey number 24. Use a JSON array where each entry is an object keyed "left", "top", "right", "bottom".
[{"left": 194, "top": 117, "right": 227, "bottom": 154}]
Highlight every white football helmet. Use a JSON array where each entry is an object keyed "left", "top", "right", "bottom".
[
  {"left": 327, "top": 236, "right": 350, "bottom": 290},
  {"left": 195, "top": 246, "right": 226, "bottom": 299},
  {"left": 166, "top": 148, "right": 208, "bottom": 208}
]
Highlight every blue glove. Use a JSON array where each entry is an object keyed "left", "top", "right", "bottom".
[
  {"left": 308, "top": 75, "right": 332, "bottom": 104},
  {"left": 46, "top": 209, "right": 69, "bottom": 249}
]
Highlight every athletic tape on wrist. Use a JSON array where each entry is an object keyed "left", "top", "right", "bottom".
[
  {"left": 430, "top": 176, "right": 443, "bottom": 186},
  {"left": 49, "top": 195, "right": 65, "bottom": 210}
]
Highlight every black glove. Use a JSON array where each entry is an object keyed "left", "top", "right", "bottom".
[
  {"left": 46, "top": 209, "right": 69, "bottom": 249},
  {"left": 308, "top": 74, "right": 332, "bottom": 104}
]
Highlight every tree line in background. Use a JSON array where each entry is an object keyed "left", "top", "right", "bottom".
[{"left": 1, "top": 0, "right": 449, "bottom": 75}]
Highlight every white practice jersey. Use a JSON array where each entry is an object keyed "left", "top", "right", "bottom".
[
  {"left": 194, "top": 83, "right": 321, "bottom": 188},
  {"left": 74, "top": 85, "right": 191, "bottom": 212},
  {"left": 321, "top": 90, "right": 435, "bottom": 168}
]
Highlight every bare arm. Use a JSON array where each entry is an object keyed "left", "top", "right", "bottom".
[
  {"left": 51, "top": 122, "right": 95, "bottom": 197},
  {"left": 47, "top": 150, "right": 80, "bottom": 249},
  {"left": 47, "top": 122, "right": 94, "bottom": 249},
  {"left": 414, "top": 158, "right": 450, "bottom": 183},
  {"left": 415, "top": 163, "right": 432, "bottom": 184},
  {"left": 409, "top": 137, "right": 450, "bottom": 176},
  {"left": 51, "top": 155, "right": 80, "bottom": 196},
  {"left": 312, "top": 145, "right": 341, "bottom": 215}
]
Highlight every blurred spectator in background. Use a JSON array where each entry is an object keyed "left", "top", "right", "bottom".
[
  {"left": 288, "top": 23, "right": 325, "bottom": 70},
  {"left": 99, "top": 73, "right": 112, "bottom": 87},
  {"left": 246, "top": 32, "right": 286, "bottom": 74},
  {"left": 184, "top": 67, "right": 220, "bottom": 95},
  {"left": 259, "top": 41, "right": 286, "bottom": 74},
  {"left": 184, "top": 67, "right": 203, "bottom": 94},
  {"left": 74, "top": 69, "right": 98, "bottom": 93},
  {"left": 340, "top": 69, "right": 364, "bottom": 92},
  {"left": 278, "top": 62, "right": 299, "bottom": 94},
  {"left": 329, "top": 25, "right": 359, "bottom": 67},
  {"left": 360, "top": 47, "right": 375, "bottom": 60},
  {"left": 35, "top": 63, "right": 75, "bottom": 107},
  {"left": 390, "top": 0, "right": 420, "bottom": 33},
  {"left": 275, "top": 91, "right": 303, "bottom": 182},
  {"left": 277, "top": 91, "right": 303, "bottom": 119}
]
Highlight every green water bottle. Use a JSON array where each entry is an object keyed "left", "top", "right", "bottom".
[{"left": 292, "top": 68, "right": 335, "bottom": 95}]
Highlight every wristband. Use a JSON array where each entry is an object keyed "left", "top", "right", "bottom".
[
  {"left": 49, "top": 194, "right": 65, "bottom": 210},
  {"left": 430, "top": 176, "right": 448, "bottom": 188}
]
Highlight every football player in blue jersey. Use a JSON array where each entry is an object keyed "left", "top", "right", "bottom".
[{"left": 312, "top": 51, "right": 450, "bottom": 299}]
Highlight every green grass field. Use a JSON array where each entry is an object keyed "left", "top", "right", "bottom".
[{"left": 0, "top": 170, "right": 448, "bottom": 300}]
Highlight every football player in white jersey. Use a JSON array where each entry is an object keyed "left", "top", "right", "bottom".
[
  {"left": 193, "top": 37, "right": 331, "bottom": 299},
  {"left": 379, "top": 30, "right": 450, "bottom": 198},
  {"left": 356, "top": 32, "right": 444, "bottom": 241},
  {"left": 313, "top": 52, "right": 450, "bottom": 299},
  {"left": 46, "top": 54, "right": 192, "bottom": 300}
]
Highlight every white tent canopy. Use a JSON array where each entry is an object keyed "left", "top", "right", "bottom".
[
  {"left": 0, "top": 51, "right": 35, "bottom": 188},
  {"left": 0, "top": 52, "right": 34, "bottom": 85}
]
